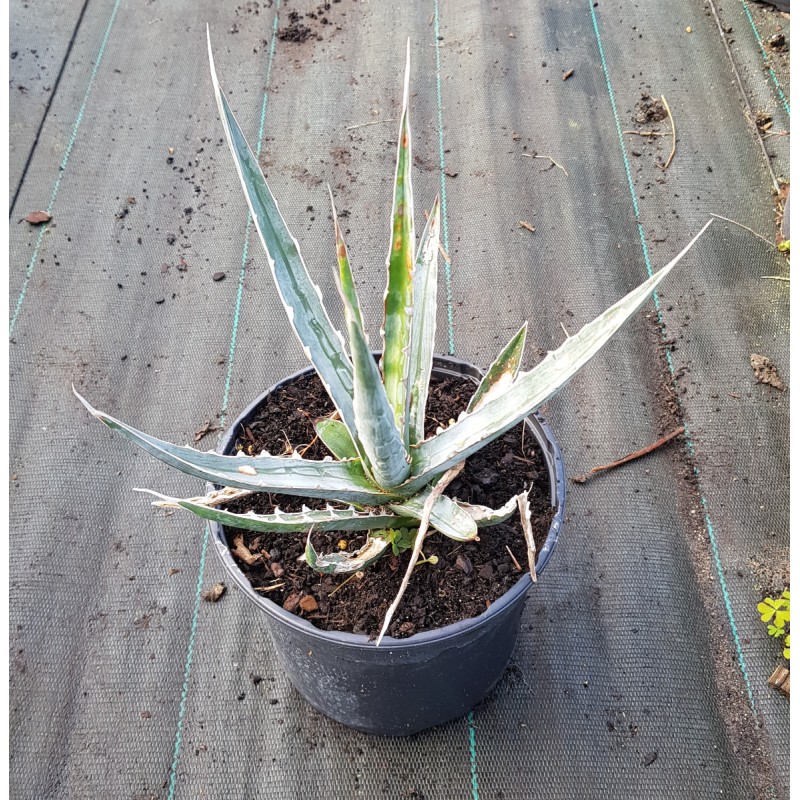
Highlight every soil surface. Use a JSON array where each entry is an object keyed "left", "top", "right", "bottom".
[{"left": 221, "top": 371, "right": 554, "bottom": 639}]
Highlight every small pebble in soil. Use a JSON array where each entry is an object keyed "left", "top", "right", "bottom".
[{"left": 212, "top": 271, "right": 226, "bottom": 282}]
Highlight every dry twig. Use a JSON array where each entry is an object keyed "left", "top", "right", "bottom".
[
  {"left": 519, "top": 220, "right": 536, "bottom": 233},
  {"left": 571, "top": 426, "right": 685, "bottom": 483},
  {"left": 345, "top": 118, "right": 397, "bottom": 131},
  {"left": 710, "top": 213, "right": 776, "bottom": 249},
  {"left": 659, "top": 95, "right": 677, "bottom": 170},
  {"left": 522, "top": 152, "right": 569, "bottom": 176},
  {"left": 517, "top": 491, "right": 537, "bottom": 582},
  {"left": 505, "top": 545, "right": 523, "bottom": 573},
  {"left": 622, "top": 130, "right": 669, "bottom": 137},
  {"left": 376, "top": 462, "right": 465, "bottom": 645}
]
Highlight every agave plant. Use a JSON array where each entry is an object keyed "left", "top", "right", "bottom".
[{"left": 75, "top": 35, "right": 710, "bottom": 644}]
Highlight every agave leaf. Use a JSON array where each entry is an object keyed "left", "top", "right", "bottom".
[
  {"left": 457, "top": 495, "right": 521, "bottom": 527},
  {"left": 331, "top": 199, "right": 412, "bottom": 489},
  {"left": 329, "top": 186, "right": 366, "bottom": 341},
  {"left": 389, "top": 491, "right": 478, "bottom": 542},
  {"left": 315, "top": 418, "right": 359, "bottom": 461},
  {"left": 381, "top": 39, "right": 415, "bottom": 444},
  {"left": 74, "top": 388, "right": 402, "bottom": 505},
  {"left": 137, "top": 489, "right": 415, "bottom": 533},
  {"left": 207, "top": 33, "right": 361, "bottom": 449},
  {"left": 407, "top": 196, "right": 441, "bottom": 446},
  {"left": 305, "top": 532, "right": 390, "bottom": 575},
  {"left": 407, "top": 221, "right": 712, "bottom": 488},
  {"left": 467, "top": 323, "right": 527, "bottom": 413}
]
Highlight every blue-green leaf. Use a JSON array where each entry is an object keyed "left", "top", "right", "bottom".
[
  {"left": 406, "top": 221, "right": 712, "bottom": 488},
  {"left": 138, "top": 489, "right": 414, "bottom": 533},
  {"left": 208, "top": 33, "right": 359, "bottom": 447},
  {"left": 75, "top": 388, "right": 401, "bottom": 505}
]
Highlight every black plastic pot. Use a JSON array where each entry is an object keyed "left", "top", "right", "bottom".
[{"left": 210, "top": 355, "right": 566, "bottom": 736}]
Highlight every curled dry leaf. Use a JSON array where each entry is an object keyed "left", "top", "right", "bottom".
[
  {"left": 202, "top": 582, "right": 227, "bottom": 602},
  {"left": 298, "top": 594, "right": 319, "bottom": 613},
  {"left": 232, "top": 534, "right": 260, "bottom": 565}
]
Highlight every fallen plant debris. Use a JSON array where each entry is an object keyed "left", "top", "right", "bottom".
[
  {"left": 709, "top": 213, "right": 776, "bottom": 250},
  {"left": 345, "top": 118, "right": 396, "bottom": 131},
  {"left": 25, "top": 210, "right": 51, "bottom": 224},
  {"left": 519, "top": 220, "right": 536, "bottom": 233},
  {"left": 522, "top": 152, "right": 569, "bottom": 176},
  {"left": 232, "top": 534, "right": 260, "bottom": 565},
  {"left": 202, "top": 582, "right": 227, "bottom": 602},
  {"left": 194, "top": 420, "right": 222, "bottom": 442},
  {"left": 562, "top": 68, "right": 574, "bottom": 80},
  {"left": 750, "top": 354, "right": 787, "bottom": 391},
  {"left": 571, "top": 426, "right": 685, "bottom": 483},
  {"left": 755, "top": 111, "right": 774, "bottom": 134},
  {"left": 658, "top": 95, "right": 677, "bottom": 171},
  {"left": 768, "top": 666, "right": 790, "bottom": 697}
]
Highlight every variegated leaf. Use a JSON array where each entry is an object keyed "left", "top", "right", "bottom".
[
  {"left": 136, "top": 489, "right": 414, "bottom": 533},
  {"left": 407, "top": 196, "right": 441, "bottom": 446},
  {"left": 467, "top": 323, "right": 527, "bottom": 413},
  {"left": 207, "top": 34, "right": 361, "bottom": 449},
  {"left": 332, "top": 204, "right": 412, "bottom": 489},
  {"left": 389, "top": 491, "right": 478, "bottom": 542},
  {"left": 329, "top": 186, "right": 366, "bottom": 340},
  {"left": 381, "top": 39, "right": 415, "bottom": 444},
  {"left": 74, "top": 388, "right": 401, "bottom": 505},
  {"left": 305, "top": 532, "right": 390, "bottom": 575},
  {"left": 406, "top": 221, "right": 712, "bottom": 488},
  {"left": 457, "top": 494, "right": 520, "bottom": 527}
]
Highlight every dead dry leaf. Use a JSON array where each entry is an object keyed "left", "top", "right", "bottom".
[
  {"left": 750, "top": 354, "right": 786, "bottom": 391},
  {"left": 201, "top": 582, "right": 226, "bottom": 602},
  {"left": 232, "top": 534, "right": 260, "bottom": 565},
  {"left": 299, "top": 595, "right": 319, "bottom": 613},
  {"left": 25, "top": 211, "right": 51, "bottom": 224}
]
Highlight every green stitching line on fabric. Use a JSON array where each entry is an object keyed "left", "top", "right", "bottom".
[
  {"left": 165, "top": 8, "right": 281, "bottom": 798},
  {"left": 9, "top": 0, "right": 123, "bottom": 337},
  {"left": 434, "top": 1, "right": 455, "bottom": 356},
  {"left": 467, "top": 712, "right": 481, "bottom": 800},
  {"left": 738, "top": 0, "right": 790, "bottom": 117},
  {"left": 588, "top": 1, "right": 759, "bottom": 716},
  {"left": 433, "top": 8, "right": 479, "bottom": 797}
]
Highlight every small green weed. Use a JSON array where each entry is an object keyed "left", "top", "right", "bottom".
[{"left": 758, "top": 589, "right": 790, "bottom": 660}]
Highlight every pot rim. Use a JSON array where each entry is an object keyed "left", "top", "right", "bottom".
[{"left": 209, "top": 354, "right": 566, "bottom": 650}]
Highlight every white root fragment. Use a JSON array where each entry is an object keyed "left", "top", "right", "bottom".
[{"left": 375, "top": 462, "right": 465, "bottom": 646}]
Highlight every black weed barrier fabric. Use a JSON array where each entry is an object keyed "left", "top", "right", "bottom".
[{"left": 10, "top": 0, "right": 788, "bottom": 798}]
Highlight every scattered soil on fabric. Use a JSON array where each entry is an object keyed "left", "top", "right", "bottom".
[
  {"left": 277, "top": 3, "right": 343, "bottom": 44},
  {"left": 643, "top": 315, "right": 778, "bottom": 800},
  {"left": 278, "top": 11, "right": 313, "bottom": 43},
  {"left": 634, "top": 94, "right": 667, "bottom": 125},
  {"left": 221, "top": 371, "right": 554, "bottom": 639}
]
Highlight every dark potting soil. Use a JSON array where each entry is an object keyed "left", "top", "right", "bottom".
[{"left": 222, "top": 371, "right": 554, "bottom": 639}]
